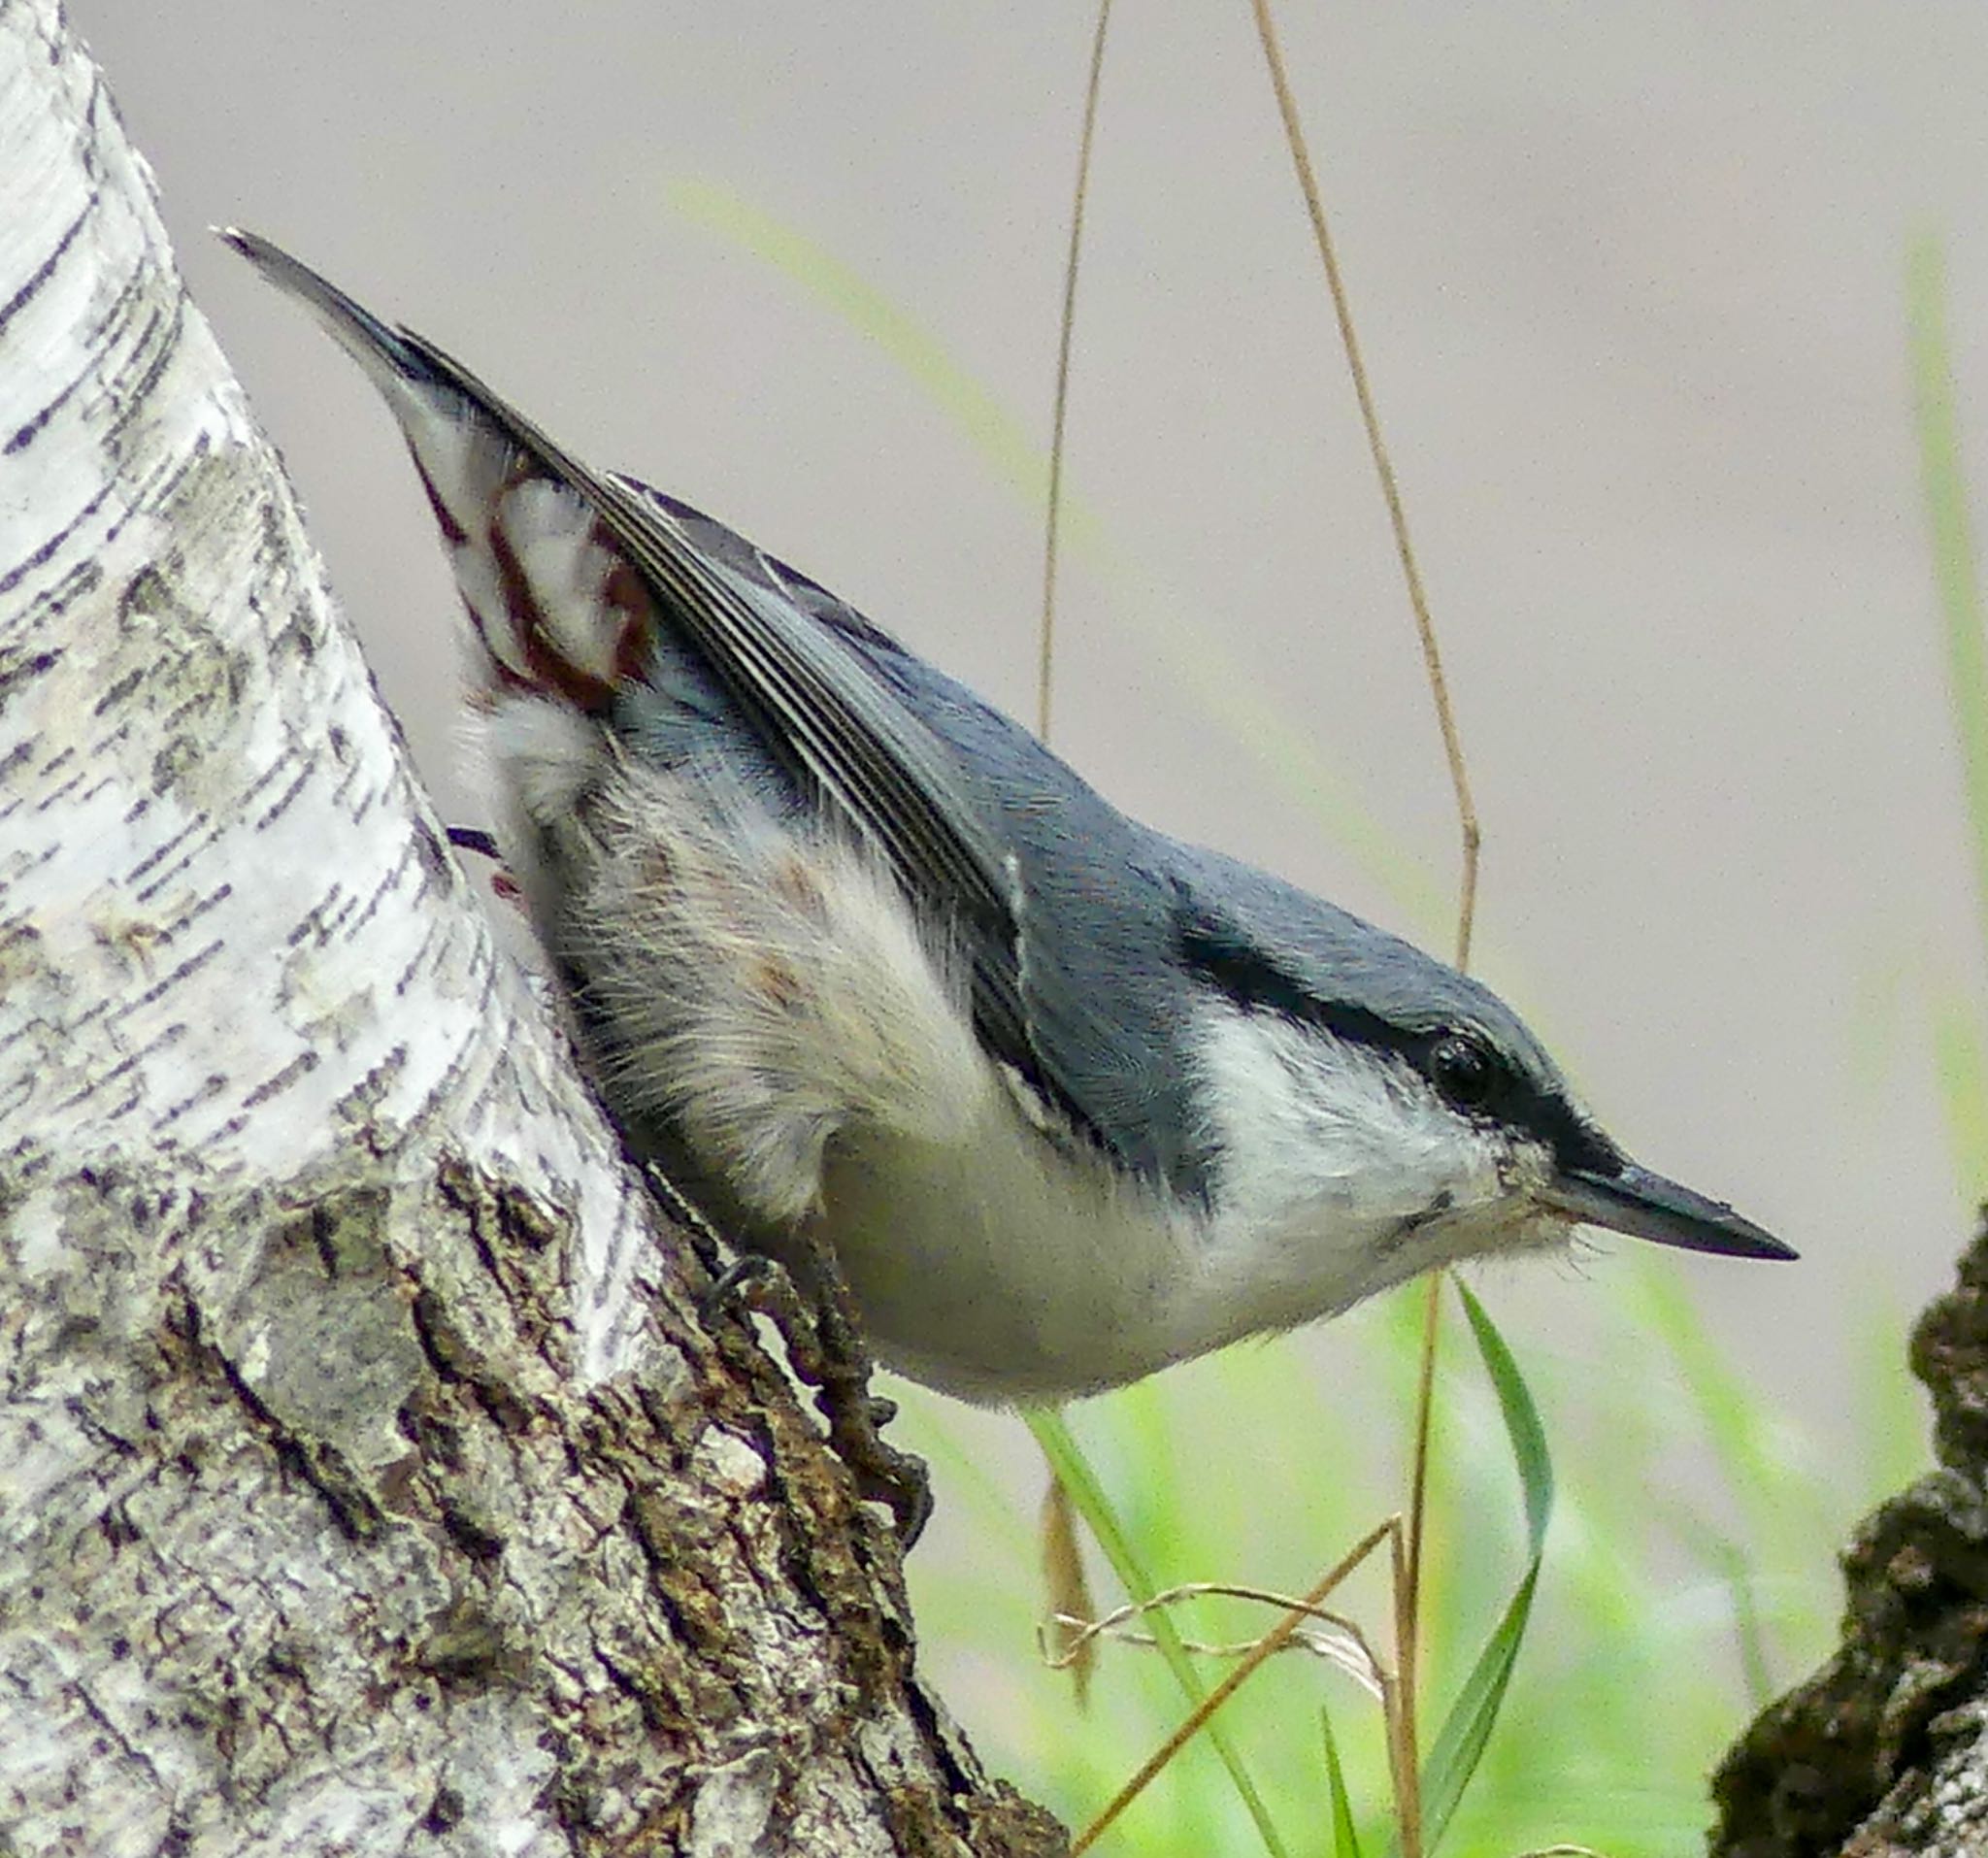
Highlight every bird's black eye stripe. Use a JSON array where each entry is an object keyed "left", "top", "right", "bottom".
[
  {"left": 1180, "top": 913, "right": 1508, "bottom": 1109},
  {"left": 1176, "top": 901, "right": 1607, "bottom": 1163}
]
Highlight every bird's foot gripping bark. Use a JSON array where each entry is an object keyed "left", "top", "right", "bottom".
[{"left": 701, "top": 1235, "right": 932, "bottom": 1549}]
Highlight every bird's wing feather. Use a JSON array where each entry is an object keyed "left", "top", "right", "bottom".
[{"left": 580, "top": 468, "right": 1057, "bottom": 1114}]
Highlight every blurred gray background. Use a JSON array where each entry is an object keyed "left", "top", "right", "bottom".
[{"left": 73, "top": 0, "right": 1988, "bottom": 1699}]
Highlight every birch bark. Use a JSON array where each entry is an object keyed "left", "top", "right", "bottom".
[{"left": 0, "top": 6, "right": 1062, "bottom": 1852}]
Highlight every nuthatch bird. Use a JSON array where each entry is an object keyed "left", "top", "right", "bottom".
[{"left": 223, "top": 230, "right": 1792, "bottom": 1411}]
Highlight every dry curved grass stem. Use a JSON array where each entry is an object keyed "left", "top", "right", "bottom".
[
  {"left": 1071, "top": 1518, "right": 1407, "bottom": 1854},
  {"left": 1038, "top": 1579, "right": 1389, "bottom": 1700}
]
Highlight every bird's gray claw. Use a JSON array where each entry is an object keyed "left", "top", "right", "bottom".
[
  {"left": 845, "top": 1436, "right": 930, "bottom": 1548},
  {"left": 697, "top": 1239, "right": 932, "bottom": 1548}
]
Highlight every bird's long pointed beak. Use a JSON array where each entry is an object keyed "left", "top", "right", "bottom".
[{"left": 1538, "top": 1161, "right": 1796, "bottom": 1261}]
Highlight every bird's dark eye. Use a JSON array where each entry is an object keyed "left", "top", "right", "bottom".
[{"left": 1430, "top": 1032, "right": 1495, "bottom": 1108}]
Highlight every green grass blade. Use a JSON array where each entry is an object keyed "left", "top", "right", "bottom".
[
  {"left": 1906, "top": 234, "right": 1988, "bottom": 969},
  {"left": 1026, "top": 1406, "right": 1291, "bottom": 1858},
  {"left": 1410, "top": 1283, "right": 1553, "bottom": 1850},
  {"left": 1417, "top": 1565, "right": 1542, "bottom": 1846},
  {"left": 1456, "top": 1282, "right": 1552, "bottom": 1546},
  {"left": 1320, "top": 1706, "right": 1366, "bottom": 1858}
]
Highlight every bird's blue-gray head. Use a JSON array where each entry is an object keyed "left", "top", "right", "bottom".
[{"left": 1164, "top": 845, "right": 1789, "bottom": 1320}]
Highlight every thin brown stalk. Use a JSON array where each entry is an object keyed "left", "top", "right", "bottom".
[
  {"left": 1245, "top": 11, "right": 1483, "bottom": 1852},
  {"left": 1073, "top": 1517, "right": 1401, "bottom": 1855},
  {"left": 1039, "top": 0, "right": 1114, "bottom": 744},
  {"left": 1389, "top": 1516, "right": 1425, "bottom": 1856},
  {"left": 1243, "top": 0, "right": 1480, "bottom": 968}
]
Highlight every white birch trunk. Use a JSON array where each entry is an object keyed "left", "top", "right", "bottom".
[{"left": 0, "top": 5, "right": 1063, "bottom": 1852}]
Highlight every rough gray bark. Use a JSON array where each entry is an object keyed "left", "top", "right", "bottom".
[
  {"left": 0, "top": 5, "right": 1065, "bottom": 1852},
  {"left": 1709, "top": 1221, "right": 1988, "bottom": 1858}
]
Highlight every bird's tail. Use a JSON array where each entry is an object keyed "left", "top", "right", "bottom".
[{"left": 220, "top": 227, "right": 650, "bottom": 716}]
